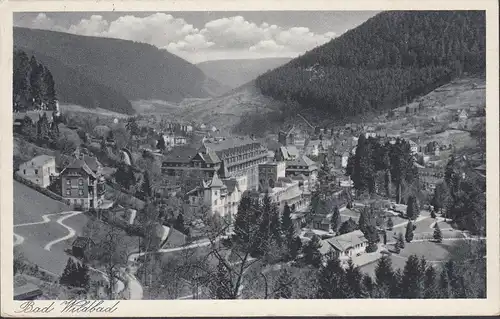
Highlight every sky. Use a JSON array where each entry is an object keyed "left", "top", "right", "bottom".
[{"left": 14, "top": 11, "right": 379, "bottom": 63}]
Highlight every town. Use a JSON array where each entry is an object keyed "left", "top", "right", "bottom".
[{"left": 12, "top": 11, "right": 487, "bottom": 301}]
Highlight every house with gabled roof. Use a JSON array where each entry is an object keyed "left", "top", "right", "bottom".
[
  {"left": 319, "top": 230, "right": 368, "bottom": 261},
  {"left": 60, "top": 154, "right": 106, "bottom": 209},
  {"left": 185, "top": 172, "right": 247, "bottom": 222}
]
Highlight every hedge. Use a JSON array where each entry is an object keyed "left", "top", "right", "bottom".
[{"left": 14, "top": 172, "right": 67, "bottom": 205}]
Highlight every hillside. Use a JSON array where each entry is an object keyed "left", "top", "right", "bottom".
[
  {"left": 197, "top": 57, "right": 292, "bottom": 92},
  {"left": 133, "top": 82, "right": 284, "bottom": 135},
  {"left": 14, "top": 27, "right": 226, "bottom": 105},
  {"left": 16, "top": 47, "right": 135, "bottom": 114},
  {"left": 256, "top": 11, "right": 486, "bottom": 119}
]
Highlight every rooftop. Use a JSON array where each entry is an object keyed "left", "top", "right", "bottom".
[
  {"left": 23, "top": 155, "right": 54, "bottom": 167},
  {"left": 322, "top": 230, "right": 367, "bottom": 253}
]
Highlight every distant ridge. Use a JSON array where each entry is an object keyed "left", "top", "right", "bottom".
[
  {"left": 197, "top": 57, "right": 292, "bottom": 93},
  {"left": 14, "top": 27, "right": 228, "bottom": 113}
]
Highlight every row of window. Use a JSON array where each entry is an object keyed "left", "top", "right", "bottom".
[
  {"left": 65, "top": 178, "right": 85, "bottom": 185},
  {"left": 66, "top": 189, "right": 86, "bottom": 196}
]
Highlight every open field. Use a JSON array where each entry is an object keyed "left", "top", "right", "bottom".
[{"left": 14, "top": 181, "right": 70, "bottom": 224}]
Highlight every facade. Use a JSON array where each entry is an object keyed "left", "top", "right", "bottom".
[
  {"left": 18, "top": 155, "right": 56, "bottom": 188},
  {"left": 162, "top": 137, "right": 268, "bottom": 191},
  {"left": 284, "top": 154, "right": 318, "bottom": 187},
  {"left": 258, "top": 161, "right": 286, "bottom": 191},
  {"left": 319, "top": 230, "right": 368, "bottom": 261},
  {"left": 60, "top": 155, "right": 106, "bottom": 210},
  {"left": 333, "top": 152, "right": 350, "bottom": 169},
  {"left": 259, "top": 161, "right": 311, "bottom": 212},
  {"left": 185, "top": 173, "right": 247, "bottom": 221},
  {"left": 278, "top": 125, "right": 306, "bottom": 148},
  {"left": 409, "top": 140, "right": 419, "bottom": 154}
]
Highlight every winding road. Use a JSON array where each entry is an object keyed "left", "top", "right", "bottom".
[{"left": 14, "top": 211, "right": 82, "bottom": 249}]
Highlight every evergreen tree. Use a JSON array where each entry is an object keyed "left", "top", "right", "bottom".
[
  {"left": 42, "top": 68, "right": 57, "bottom": 109},
  {"left": 338, "top": 218, "right": 358, "bottom": 235},
  {"left": 430, "top": 210, "right": 436, "bottom": 219},
  {"left": 397, "top": 232, "right": 405, "bottom": 249},
  {"left": 387, "top": 217, "right": 394, "bottom": 230},
  {"left": 400, "top": 254, "right": 424, "bottom": 298},
  {"left": 302, "top": 235, "right": 322, "bottom": 268},
  {"left": 60, "top": 258, "right": 78, "bottom": 287},
  {"left": 431, "top": 182, "right": 450, "bottom": 214},
  {"left": 330, "top": 206, "right": 341, "bottom": 233},
  {"left": 345, "top": 259, "right": 364, "bottom": 298},
  {"left": 75, "top": 262, "right": 90, "bottom": 290},
  {"left": 351, "top": 135, "right": 376, "bottom": 194},
  {"left": 316, "top": 254, "right": 348, "bottom": 298},
  {"left": 433, "top": 223, "right": 443, "bottom": 243},
  {"left": 156, "top": 137, "right": 166, "bottom": 150},
  {"left": 406, "top": 195, "right": 420, "bottom": 220},
  {"left": 439, "top": 266, "right": 451, "bottom": 298},
  {"left": 424, "top": 265, "right": 438, "bottom": 298},
  {"left": 374, "top": 255, "right": 395, "bottom": 297},
  {"left": 362, "top": 274, "right": 374, "bottom": 297},
  {"left": 273, "top": 268, "right": 295, "bottom": 299},
  {"left": 174, "top": 212, "right": 185, "bottom": 233},
  {"left": 13, "top": 50, "right": 31, "bottom": 110},
  {"left": 140, "top": 171, "right": 152, "bottom": 199},
  {"left": 405, "top": 221, "right": 414, "bottom": 243},
  {"left": 29, "top": 56, "right": 43, "bottom": 108}
]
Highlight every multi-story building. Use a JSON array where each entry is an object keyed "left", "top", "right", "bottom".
[
  {"left": 18, "top": 155, "right": 57, "bottom": 188},
  {"left": 185, "top": 172, "right": 247, "bottom": 221},
  {"left": 60, "top": 155, "right": 106, "bottom": 209},
  {"left": 162, "top": 137, "right": 268, "bottom": 191},
  {"left": 259, "top": 160, "right": 311, "bottom": 212}
]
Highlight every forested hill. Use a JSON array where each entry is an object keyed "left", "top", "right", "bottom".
[
  {"left": 14, "top": 27, "right": 226, "bottom": 104},
  {"left": 15, "top": 47, "right": 135, "bottom": 114},
  {"left": 255, "top": 11, "right": 486, "bottom": 119}
]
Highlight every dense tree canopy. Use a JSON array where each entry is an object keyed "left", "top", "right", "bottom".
[{"left": 256, "top": 11, "right": 485, "bottom": 120}]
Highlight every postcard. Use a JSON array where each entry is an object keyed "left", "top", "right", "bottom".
[{"left": 1, "top": 0, "right": 499, "bottom": 317}]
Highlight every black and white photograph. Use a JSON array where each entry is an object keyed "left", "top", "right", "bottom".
[{"left": 2, "top": 1, "right": 499, "bottom": 317}]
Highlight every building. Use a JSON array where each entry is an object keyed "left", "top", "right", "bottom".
[
  {"left": 333, "top": 152, "right": 350, "bottom": 169},
  {"left": 60, "top": 155, "right": 106, "bottom": 209},
  {"left": 284, "top": 154, "right": 318, "bottom": 187},
  {"left": 424, "top": 141, "right": 441, "bottom": 156},
  {"left": 409, "top": 140, "right": 419, "bottom": 154},
  {"left": 185, "top": 172, "right": 247, "bottom": 221},
  {"left": 258, "top": 161, "right": 286, "bottom": 191},
  {"left": 275, "top": 145, "right": 300, "bottom": 161},
  {"left": 319, "top": 230, "right": 368, "bottom": 261},
  {"left": 457, "top": 109, "right": 468, "bottom": 121},
  {"left": 305, "top": 140, "right": 321, "bottom": 157},
  {"left": 278, "top": 125, "right": 306, "bottom": 148},
  {"left": 14, "top": 275, "right": 43, "bottom": 301},
  {"left": 162, "top": 137, "right": 268, "bottom": 191},
  {"left": 17, "top": 155, "right": 57, "bottom": 188}
]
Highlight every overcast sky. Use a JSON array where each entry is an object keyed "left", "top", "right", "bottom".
[{"left": 14, "top": 11, "right": 379, "bottom": 63}]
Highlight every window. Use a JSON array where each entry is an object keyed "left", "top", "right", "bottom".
[
  {"left": 66, "top": 190, "right": 71, "bottom": 196},
  {"left": 78, "top": 179, "right": 84, "bottom": 185},
  {"left": 35, "top": 169, "right": 39, "bottom": 175},
  {"left": 23, "top": 169, "right": 26, "bottom": 175},
  {"left": 66, "top": 179, "right": 71, "bottom": 185},
  {"left": 78, "top": 190, "right": 84, "bottom": 196}
]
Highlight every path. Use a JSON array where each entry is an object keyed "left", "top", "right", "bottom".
[
  {"left": 44, "top": 211, "right": 83, "bottom": 251},
  {"left": 14, "top": 211, "right": 82, "bottom": 248},
  {"left": 128, "top": 236, "right": 228, "bottom": 263}
]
